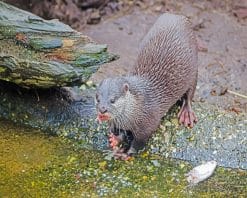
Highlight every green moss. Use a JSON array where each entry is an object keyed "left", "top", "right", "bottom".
[
  {"left": 0, "top": 25, "right": 16, "bottom": 38},
  {"left": 0, "top": 66, "right": 6, "bottom": 72},
  {"left": 74, "top": 52, "right": 118, "bottom": 68},
  {"left": 0, "top": 38, "right": 118, "bottom": 88},
  {"left": 0, "top": 39, "right": 43, "bottom": 61},
  {"left": 0, "top": 119, "right": 246, "bottom": 197},
  {"left": 0, "top": 1, "right": 119, "bottom": 88},
  {"left": 29, "top": 37, "right": 63, "bottom": 51}
]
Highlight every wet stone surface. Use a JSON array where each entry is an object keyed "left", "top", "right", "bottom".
[
  {"left": 149, "top": 103, "right": 247, "bottom": 170},
  {"left": 0, "top": 80, "right": 246, "bottom": 170}
]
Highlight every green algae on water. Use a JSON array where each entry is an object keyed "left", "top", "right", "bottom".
[{"left": 0, "top": 119, "right": 246, "bottom": 197}]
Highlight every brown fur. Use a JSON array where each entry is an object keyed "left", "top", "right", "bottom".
[{"left": 96, "top": 13, "right": 198, "bottom": 155}]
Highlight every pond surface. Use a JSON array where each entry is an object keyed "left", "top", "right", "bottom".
[{"left": 0, "top": 119, "right": 246, "bottom": 197}]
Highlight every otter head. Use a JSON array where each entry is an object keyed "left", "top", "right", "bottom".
[{"left": 95, "top": 77, "right": 131, "bottom": 123}]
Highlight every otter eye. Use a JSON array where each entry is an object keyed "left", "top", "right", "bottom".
[{"left": 110, "top": 98, "right": 115, "bottom": 104}]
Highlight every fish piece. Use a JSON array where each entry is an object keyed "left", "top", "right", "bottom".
[{"left": 186, "top": 160, "right": 217, "bottom": 185}]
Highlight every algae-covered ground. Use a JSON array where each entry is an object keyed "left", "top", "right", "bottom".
[{"left": 0, "top": 119, "right": 246, "bottom": 197}]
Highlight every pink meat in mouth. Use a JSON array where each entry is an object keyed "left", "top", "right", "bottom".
[{"left": 97, "top": 113, "right": 110, "bottom": 122}]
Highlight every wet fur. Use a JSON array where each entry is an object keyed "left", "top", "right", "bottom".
[{"left": 96, "top": 13, "right": 198, "bottom": 154}]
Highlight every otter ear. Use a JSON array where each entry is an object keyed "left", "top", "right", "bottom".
[{"left": 123, "top": 83, "right": 129, "bottom": 93}]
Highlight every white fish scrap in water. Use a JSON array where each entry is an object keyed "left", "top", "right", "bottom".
[{"left": 186, "top": 160, "right": 217, "bottom": 185}]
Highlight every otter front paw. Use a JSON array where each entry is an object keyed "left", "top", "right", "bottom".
[{"left": 108, "top": 133, "right": 120, "bottom": 149}]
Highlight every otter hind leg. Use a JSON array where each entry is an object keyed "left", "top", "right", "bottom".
[{"left": 178, "top": 86, "right": 198, "bottom": 128}]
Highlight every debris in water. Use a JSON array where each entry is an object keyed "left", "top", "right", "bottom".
[{"left": 186, "top": 161, "right": 217, "bottom": 185}]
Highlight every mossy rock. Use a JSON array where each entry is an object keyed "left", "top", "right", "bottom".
[{"left": 0, "top": 2, "right": 118, "bottom": 88}]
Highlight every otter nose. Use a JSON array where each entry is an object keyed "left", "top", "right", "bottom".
[{"left": 99, "top": 106, "right": 107, "bottom": 114}]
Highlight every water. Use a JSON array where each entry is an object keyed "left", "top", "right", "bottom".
[{"left": 0, "top": 119, "right": 246, "bottom": 197}]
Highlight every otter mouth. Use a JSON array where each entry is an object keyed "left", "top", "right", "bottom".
[{"left": 97, "top": 112, "right": 111, "bottom": 123}]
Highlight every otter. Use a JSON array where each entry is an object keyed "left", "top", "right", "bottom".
[{"left": 95, "top": 13, "right": 198, "bottom": 159}]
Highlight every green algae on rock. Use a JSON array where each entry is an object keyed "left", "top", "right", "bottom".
[{"left": 0, "top": 1, "right": 118, "bottom": 88}]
